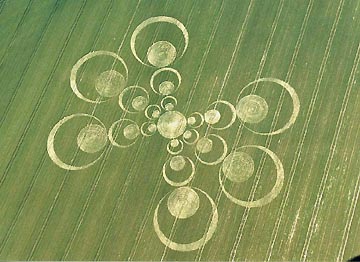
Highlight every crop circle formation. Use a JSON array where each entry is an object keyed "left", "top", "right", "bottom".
[{"left": 47, "top": 16, "right": 300, "bottom": 252}]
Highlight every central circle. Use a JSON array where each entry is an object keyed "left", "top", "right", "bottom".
[{"left": 157, "top": 111, "right": 187, "bottom": 139}]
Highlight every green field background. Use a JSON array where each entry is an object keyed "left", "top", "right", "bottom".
[{"left": 0, "top": 0, "right": 359, "bottom": 261}]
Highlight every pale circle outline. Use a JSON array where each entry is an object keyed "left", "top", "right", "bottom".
[
  {"left": 187, "top": 112, "right": 204, "bottom": 128},
  {"left": 145, "top": 104, "right": 162, "bottom": 120},
  {"left": 167, "top": 139, "right": 184, "bottom": 155},
  {"left": 150, "top": 67, "right": 182, "bottom": 95},
  {"left": 131, "top": 16, "right": 189, "bottom": 67},
  {"left": 236, "top": 78, "right": 300, "bottom": 135},
  {"left": 153, "top": 187, "right": 218, "bottom": 252},
  {"left": 205, "top": 100, "right": 237, "bottom": 130},
  {"left": 70, "top": 51, "right": 128, "bottom": 104},
  {"left": 47, "top": 113, "right": 106, "bottom": 170},
  {"left": 195, "top": 134, "right": 228, "bottom": 166},
  {"left": 118, "top": 85, "right": 150, "bottom": 114},
  {"left": 160, "top": 95, "right": 178, "bottom": 110},
  {"left": 162, "top": 156, "right": 195, "bottom": 187},
  {"left": 140, "top": 121, "right": 157, "bottom": 137},
  {"left": 219, "top": 145, "right": 284, "bottom": 208},
  {"left": 182, "top": 129, "right": 200, "bottom": 145},
  {"left": 108, "top": 119, "right": 140, "bottom": 148}
]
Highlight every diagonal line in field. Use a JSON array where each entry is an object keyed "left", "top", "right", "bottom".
[
  {"left": 300, "top": 38, "right": 360, "bottom": 261},
  {"left": 0, "top": 0, "right": 6, "bottom": 15},
  {"left": 260, "top": 0, "right": 314, "bottom": 259},
  {"left": 316, "top": 87, "right": 360, "bottom": 260},
  {"left": 262, "top": 0, "right": 346, "bottom": 258},
  {"left": 0, "top": 0, "right": 59, "bottom": 129},
  {"left": 336, "top": 139, "right": 360, "bottom": 260},
  {"left": 256, "top": 0, "right": 346, "bottom": 259},
  {"left": 183, "top": 0, "right": 226, "bottom": 113},
  {"left": 60, "top": 1, "right": 198, "bottom": 259},
  {"left": 306, "top": 26, "right": 360, "bottom": 260},
  {"left": 331, "top": 65, "right": 360, "bottom": 261},
  {"left": 24, "top": 0, "right": 92, "bottom": 259},
  {"left": 0, "top": 0, "right": 60, "bottom": 130},
  {"left": 91, "top": 3, "right": 202, "bottom": 260},
  {"left": 0, "top": 0, "right": 93, "bottom": 256},
  {"left": 0, "top": 0, "right": 70, "bottom": 190},
  {"left": 0, "top": 0, "right": 117, "bottom": 255},
  {"left": 160, "top": 0, "right": 256, "bottom": 259},
  {"left": 0, "top": 0, "right": 34, "bottom": 69},
  {"left": 21, "top": 1, "right": 143, "bottom": 260},
  {"left": 224, "top": 1, "right": 285, "bottom": 260}
]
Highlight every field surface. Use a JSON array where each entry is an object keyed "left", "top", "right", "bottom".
[{"left": 0, "top": 0, "right": 360, "bottom": 261}]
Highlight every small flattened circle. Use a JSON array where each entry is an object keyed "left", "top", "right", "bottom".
[
  {"left": 167, "top": 187, "right": 200, "bottom": 219},
  {"left": 222, "top": 151, "right": 254, "bottom": 183},
  {"left": 236, "top": 95, "right": 269, "bottom": 124},
  {"left": 147, "top": 41, "right": 177, "bottom": 68},
  {"left": 77, "top": 124, "right": 107, "bottom": 153},
  {"left": 95, "top": 70, "right": 126, "bottom": 97},
  {"left": 204, "top": 109, "right": 221, "bottom": 124}
]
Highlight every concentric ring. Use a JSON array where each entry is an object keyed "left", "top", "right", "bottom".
[
  {"left": 236, "top": 78, "right": 300, "bottom": 135},
  {"left": 47, "top": 114, "right": 106, "bottom": 170},
  {"left": 162, "top": 156, "right": 195, "bottom": 187},
  {"left": 150, "top": 67, "right": 182, "bottom": 95},
  {"left": 219, "top": 145, "right": 284, "bottom": 208},
  {"left": 108, "top": 119, "right": 140, "bottom": 148},
  {"left": 195, "top": 134, "right": 228, "bottom": 166},
  {"left": 70, "top": 51, "right": 128, "bottom": 104},
  {"left": 167, "top": 139, "right": 184, "bottom": 155},
  {"left": 131, "top": 16, "right": 189, "bottom": 67},
  {"left": 153, "top": 187, "right": 218, "bottom": 251},
  {"left": 118, "top": 86, "right": 150, "bottom": 114},
  {"left": 205, "top": 100, "right": 236, "bottom": 130}
]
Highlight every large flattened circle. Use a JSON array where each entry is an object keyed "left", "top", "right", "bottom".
[
  {"left": 147, "top": 41, "right": 177, "bottom": 67},
  {"left": 94, "top": 69, "right": 126, "bottom": 98},
  {"left": 157, "top": 111, "right": 187, "bottom": 139},
  {"left": 222, "top": 151, "right": 254, "bottom": 183},
  {"left": 236, "top": 94, "right": 269, "bottom": 124},
  {"left": 167, "top": 187, "right": 200, "bottom": 219},
  {"left": 77, "top": 124, "right": 107, "bottom": 153}
]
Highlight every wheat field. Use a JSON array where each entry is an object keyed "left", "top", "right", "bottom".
[{"left": 0, "top": 0, "right": 359, "bottom": 261}]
